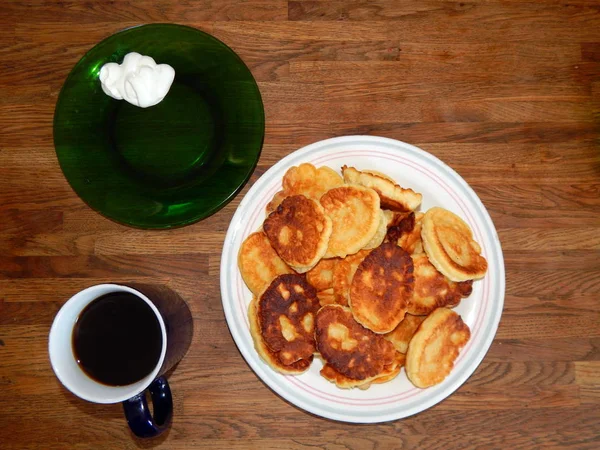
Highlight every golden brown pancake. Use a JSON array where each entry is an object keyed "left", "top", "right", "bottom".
[
  {"left": 386, "top": 212, "right": 424, "bottom": 255},
  {"left": 362, "top": 169, "right": 396, "bottom": 183},
  {"left": 409, "top": 253, "right": 473, "bottom": 315},
  {"left": 320, "top": 363, "right": 371, "bottom": 389},
  {"left": 331, "top": 249, "right": 371, "bottom": 306},
  {"left": 383, "top": 209, "right": 411, "bottom": 228},
  {"left": 306, "top": 257, "right": 338, "bottom": 291},
  {"left": 266, "top": 163, "right": 344, "bottom": 213},
  {"left": 358, "top": 352, "right": 406, "bottom": 389},
  {"left": 384, "top": 314, "right": 426, "bottom": 354},
  {"left": 315, "top": 305, "right": 396, "bottom": 380},
  {"left": 238, "top": 231, "right": 293, "bottom": 296},
  {"left": 320, "top": 185, "right": 381, "bottom": 258},
  {"left": 370, "top": 352, "right": 406, "bottom": 384},
  {"left": 405, "top": 307, "right": 471, "bottom": 388},
  {"left": 258, "top": 274, "right": 320, "bottom": 366},
  {"left": 316, "top": 288, "right": 336, "bottom": 307},
  {"left": 363, "top": 209, "right": 388, "bottom": 250},
  {"left": 386, "top": 211, "right": 415, "bottom": 244},
  {"left": 349, "top": 243, "right": 415, "bottom": 334},
  {"left": 382, "top": 209, "right": 399, "bottom": 228},
  {"left": 342, "top": 165, "right": 422, "bottom": 212},
  {"left": 266, "top": 190, "right": 287, "bottom": 214},
  {"left": 320, "top": 351, "right": 405, "bottom": 389},
  {"left": 248, "top": 297, "right": 312, "bottom": 375},
  {"left": 263, "top": 195, "right": 332, "bottom": 273},
  {"left": 421, "top": 207, "right": 488, "bottom": 281},
  {"left": 398, "top": 212, "right": 424, "bottom": 254}
]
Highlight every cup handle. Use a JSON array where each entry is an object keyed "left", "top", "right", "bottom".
[{"left": 122, "top": 376, "right": 173, "bottom": 438}]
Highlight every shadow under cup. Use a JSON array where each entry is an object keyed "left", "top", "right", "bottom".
[{"left": 49, "top": 284, "right": 193, "bottom": 438}]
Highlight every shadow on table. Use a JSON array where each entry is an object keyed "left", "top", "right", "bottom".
[
  {"left": 131, "top": 425, "right": 171, "bottom": 448},
  {"left": 59, "top": 382, "right": 173, "bottom": 447}
]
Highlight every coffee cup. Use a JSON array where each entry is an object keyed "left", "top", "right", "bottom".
[{"left": 49, "top": 283, "right": 192, "bottom": 438}]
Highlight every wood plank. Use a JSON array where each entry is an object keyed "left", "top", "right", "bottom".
[
  {"left": 0, "top": 1, "right": 288, "bottom": 22},
  {"left": 262, "top": 122, "right": 600, "bottom": 146},
  {"left": 496, "top": 310, "right": 600, "bottom": 339},
  {"left": 581, "top": 42, "right": 600, "bottom": 62},
  {"left": 215, "top": 13, "right": 600, "bottom": 43},
  {"left": 503, "top": 294, "right": 600, "bottom": 313},
  {"left": 264, "top": 99, "right": 597, "bottom": 123},
  {"left": 0, "top": 209, "right": 64, "bottom": 234},
  {"left": 0, "top": 254, "right": 209, "bottom": 279},
  {"left": 507, "top": 270, "right": 600, "bottom": 298},
  {"left": 285, "top": 60, "right": 600, "bottom": 89},
  {"left": 575, "top": 361, "right": 600, "bottom": 404},
  {"left": 0, "top": 278, "right": 171, "bottom": 303},
  {"left": 288, "top": 1, "right": 600, "bottom": 23},
  {"left": 498, "top": 227, "right": 600, "bottom": 251},
  {"left": 486, "top": 338, "right": 600, "bottom": 361},
  {"left": 466, "top": 361, "right": 575, "bottom": 387},
  {"left": 439, "top": 385, "right": 580, "bottom": 410}
]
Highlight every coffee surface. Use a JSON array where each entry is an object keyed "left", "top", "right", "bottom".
[{"left": 72, "top": 292, "right": 163, "bottom": 386}]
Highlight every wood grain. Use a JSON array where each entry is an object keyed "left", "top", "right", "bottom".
[{"left": 1, "top": 0, "right": 599, "bottom": 449}]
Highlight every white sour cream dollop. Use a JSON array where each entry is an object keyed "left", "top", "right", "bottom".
[{"left": 99, "top": 52, "right": 175, "bottom": 108}]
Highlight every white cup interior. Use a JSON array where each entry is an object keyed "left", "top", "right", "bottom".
[{"left": 49, "top": 284, "right": 167, "bottom": 404}]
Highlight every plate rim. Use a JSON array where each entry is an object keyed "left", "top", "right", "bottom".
[
  {"left": 220, "top": 135, "right": 505, "bottom": 422},
  {"left": 53, "top": 23, "right": 265, "bottom": 229}
]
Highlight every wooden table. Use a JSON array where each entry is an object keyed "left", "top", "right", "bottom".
[{"left": 1, "top": 1, "right": 599, "bottom": 449}]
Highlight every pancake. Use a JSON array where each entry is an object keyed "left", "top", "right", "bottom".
[
  {"left": 363, "top": 209, "right": 388, "bottom": 250},
  {"left": 306, "top": 257, "right": 338, "bottom": 291},
  {"left": 238, "top": 231, "right": 293, "bottom": 296},
  {"left": 382, "top": 209, "right": 398, "bottom": 228},
  {"left": 331, "top": 249, "right": 370, "bottom": 306},
  {"left": 320, "top": 185, "right": 381, "bottom": 258},
  {"left": 258, "top": 274, "right": 320, "bottom": 366},
  {"left": 316, "top": 288, "right": 336, "bottom": 306},
  {"left": 315, "top": 304, "right": 396, "bottom": 380},
  {"left": 386, "top": 212, "right": 415, "bottom": 245},
  {"left": 384, "top": 313, "right": 426, "bottom": 353},
  {"left": 409, "top": 253, "right": 473, "bottom": 315},
  {"left": 266, "top": 190, "right": 287, "bottom": 214},
  {"left": 320, "top": 363, "right": 371, "bottom": 389},
  {"left": 349, "top": 243, "right": 415, "bottom": 334},
  {"left": 386, "top": 212, "right": 424, "bottom": 255},
  {"left": 363, "top": 169, "right": 396, "bottom": 183},
  {"left": 384, "top": 210, "right": 411, "bottom": 228},
  {"left": 342, "top": 165, "right": 422, "bottom": 212},
  {"left": 266, "top": 163, "right": 344, "bottom": 213},
  {"left": 398, "top": 212, "right": 424, "bottom": 254},
  {"left": 405, "top": 307, "right": 471, "bottom": 388},
  {"left": 320, "top": 351, "right": 405, "bottom": 389},
  {"left": 421, "top": 207, "right": 488, "bottom": 281},
  {"left": 248, "top": 297, "right": 312, "bottom": 375},
  {"left": 359, "top": 352, "right": 406, "bottom": 389},
  {"left": 263, "top": 195, "right": 332, "bottom": 273}
]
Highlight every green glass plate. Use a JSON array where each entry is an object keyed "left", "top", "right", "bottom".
[{"left": 54, "top": 24, "right": 265, "bottom": 229}]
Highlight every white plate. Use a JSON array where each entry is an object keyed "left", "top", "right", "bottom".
[{"left": 220, "top": 135, "right": 505, "bottom": 423}]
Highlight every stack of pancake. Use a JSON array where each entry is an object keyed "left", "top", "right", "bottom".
[{"left": 239, "top": 163, "right": 488, "bottom": 390}]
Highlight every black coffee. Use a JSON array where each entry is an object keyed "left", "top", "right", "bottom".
[{"left": 72, "top": 292, "right": 163, "bottom": 386}]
